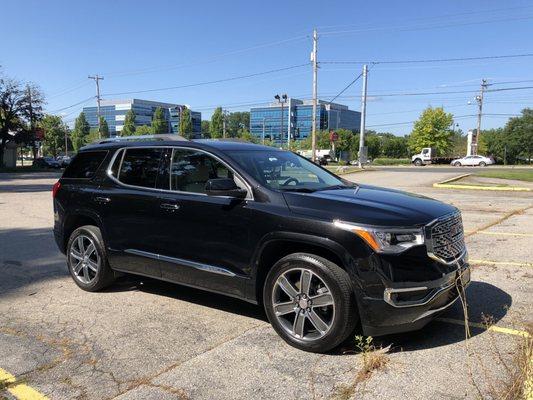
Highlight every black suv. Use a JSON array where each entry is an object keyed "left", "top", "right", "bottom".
[{"left": 53, "top": 136, "right": 470, "bottom": 352}]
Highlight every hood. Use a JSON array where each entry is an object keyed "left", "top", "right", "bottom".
[{"left": 282, "top": 184, "right": 456, "bottom": 227}]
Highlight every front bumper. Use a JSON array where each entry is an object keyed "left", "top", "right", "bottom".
[{"left": 359, "top": 261, "right": 470, "bottom": 336}]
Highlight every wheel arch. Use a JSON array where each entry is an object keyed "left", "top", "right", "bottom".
[
  {"left": 62, "top": 210, "right": 105, "bottom": 253},
  {"left": 250, "top": 232, "right": 353, "bottom": 304}
]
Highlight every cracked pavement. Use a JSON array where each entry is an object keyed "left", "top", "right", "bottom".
[{"left": 1, "top": 169, "right": 532, "bottom": 399}]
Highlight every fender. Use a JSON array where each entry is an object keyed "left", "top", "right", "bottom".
[
  {"left": 62, "top": 207, "right": 107, "bottom": 251},
  {"left": 246, "top": 231, "right": 356, "bottom": 302}
]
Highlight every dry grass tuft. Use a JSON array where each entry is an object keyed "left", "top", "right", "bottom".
[{"left": 332, "top": 336, "right": 390, "bottom": 399}]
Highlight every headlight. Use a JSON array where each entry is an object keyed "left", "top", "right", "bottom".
[{"left": 334, "top": 220, "right": 424, "bottom": 254}]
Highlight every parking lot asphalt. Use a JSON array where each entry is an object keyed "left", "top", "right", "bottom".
[{"left": 1, "top": 169, "right": 532, "bottom": 400}]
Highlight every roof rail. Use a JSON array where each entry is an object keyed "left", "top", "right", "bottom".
[{"left": 94, "top": 134, "right": 189, "bottom": 144}]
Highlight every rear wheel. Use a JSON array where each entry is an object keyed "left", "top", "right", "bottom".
[
  {"left": 263, "top": 253, "right": 358, "bottom": 353},
  {"left": 67, "top": 225, "right": 115, "bottom": 292}
]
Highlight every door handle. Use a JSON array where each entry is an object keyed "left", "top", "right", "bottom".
[
  {"left": 95, "top": 196, "right": 111, "bottom": 204},
  {"left": 160, "top": 202, "right": 180, "bottom": 211}
]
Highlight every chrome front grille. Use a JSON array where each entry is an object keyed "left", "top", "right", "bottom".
[{"left": 426, "top": 212, "right": 466, "bottom": 264}]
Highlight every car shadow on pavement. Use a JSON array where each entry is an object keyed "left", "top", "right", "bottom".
[
  {"left": 107, "top": 276, "right": 268, "bottom": 321},
  {"left": 0, "top": 183, "right": 55, "bottom": 193}
]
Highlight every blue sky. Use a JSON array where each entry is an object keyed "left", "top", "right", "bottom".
[{"left": 2, "top": 0, "right": 532, "bottom": 135}]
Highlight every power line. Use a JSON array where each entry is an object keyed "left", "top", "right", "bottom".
[
  {"left": 320, "top": 15, "right": 533, "bottom": 37},
  {"left": 102, "top": 63, "right": 309, "bottom": 96},
  {"left": 103, "top": 35, "right": 309, "bottom": 78},
  {"left": 320, "top": 53, "right": 533, "bottom": 65},
  {"left": 48, "top": 96, "right": 95, "bottom": 113}
]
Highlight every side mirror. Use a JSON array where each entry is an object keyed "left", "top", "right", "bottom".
[{"left": 205, "top": 178, "right": 247, "bottom": 198}]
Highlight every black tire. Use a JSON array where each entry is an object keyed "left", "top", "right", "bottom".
[
  {"left": 413, "top": 159, "right": 422, "bottom": 166},
  {"left": 263, "top": 253, "right": 358, "bottom": 353},
  {"left": 454, "top": 161, "right": 462, "bottom": 167},
  {"left": 479, "top": 161, "right": 486, "bottom": 167},
  {"left": 66, "top": 225, "right": 115, "bottom": 292}
]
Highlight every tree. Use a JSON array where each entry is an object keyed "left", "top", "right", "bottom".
[
  {"left": 382, "top": 136, "right": 409, "bottom": 158},
  {"left": 201, "top": 120, "right": 210, "bottom": 138},
  {"left": 238, "top": 128, "right": 258, "bottom": 143},
  {"left": 227, "top": 111, "right": 250, "bottom": 138},
  {"left": 179, "top": 107, "right": 193, "bottom": 138},
  {"left": 151, "top": 107, "right": 167, "bottom": 134},
  {"left": 136, "top": 125, "right": 153, "bottom": 135},
  {"left": 71, "top": 112, "right": 90, "bottom": 152},
  {"left": 210, "top": 107, "right": 224, "bottom": 138},
  {"left": 365, "top": 134, "right": 382, "bottom": 159},
  {"left": 1, "top": 75, "right": 45, "bottom": 166},
  {"left": 121, "top": 110, "right": 136, "bottom": 136},
  {"left": 99, "top": 116, "right": 109, "bottom": 138},
  {"left": 40, "top": 115, "right": 67, "bottom": 157},
  {"left": 408, "top": 107, "right": 454, "bottom": 156},
  {"left": 505, "top": 108, "right": 533, "bottom": 164}
]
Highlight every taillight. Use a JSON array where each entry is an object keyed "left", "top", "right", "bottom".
[{"left": 52, "top": 181, "right": 61, "bottom": 198}]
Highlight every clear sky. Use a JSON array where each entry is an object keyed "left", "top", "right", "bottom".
[{"left": 2, "top": 0, "right": 532, "bottom": 135}]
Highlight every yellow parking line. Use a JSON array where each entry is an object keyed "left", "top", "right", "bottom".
[
  {"left": 476, "top": 231, "right": 533, "bottom": 237},
  {"left": 470, "top": 259, "right": 533, "bottom": 267},
  {"left": 436, "top": 317, "right": 530, "bottom": 338},
  {"left": 0, "top": 368, "right": 48, "bottom": 400}
]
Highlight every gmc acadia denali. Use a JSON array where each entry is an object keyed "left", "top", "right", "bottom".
[{"left": 53, "top": 135, "right": 470, "bottom": 352}]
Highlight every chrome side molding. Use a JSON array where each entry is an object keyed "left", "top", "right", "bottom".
[{"left": 124, "top": 249, "right": 236, "bottom": 277}]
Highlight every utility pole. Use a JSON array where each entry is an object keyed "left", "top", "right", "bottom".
[
  {"left": 311, "top": 28, "right": 318, "bottom": 162},
  {"left": 358, "top": 64, "right": 368, "bottom": 168},
  {"left": 474, "top": 79, "right": 489, "bottom": 155},
  {"left": 88, "top": 75, "right": 104, "bottom": 138}
]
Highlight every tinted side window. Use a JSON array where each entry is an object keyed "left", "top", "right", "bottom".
[
  {"left": 63, "top": 151, "right": 108, "bottom": 179},
  {"left": 170, "top": 149, "right": 233, "bottom": 194},
  {"left": 118, "top": 148, "right": 163, "bottom": 188}
]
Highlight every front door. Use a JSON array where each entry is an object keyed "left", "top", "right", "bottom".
[{"left": 154, "top": 148, "right": 254, "bottom": 297}]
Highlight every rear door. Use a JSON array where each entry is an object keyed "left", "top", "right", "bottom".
[{"left": 97, "top": 147, "right": 166, "bottom": 277}]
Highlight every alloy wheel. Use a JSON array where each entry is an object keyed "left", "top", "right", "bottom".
[
  {"left": 271, "top": 268, "right": 335, "bottom": 341},
  {"left": 69, "top": 234, "right": 100, "bottom": 284}
]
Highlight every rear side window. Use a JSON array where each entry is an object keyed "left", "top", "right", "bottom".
[
  {"left": 63, "top": 151, "right": 108, "bottom": 179},
  {"left": 118, "top": 148, "right": 164, "bottom": 188}
]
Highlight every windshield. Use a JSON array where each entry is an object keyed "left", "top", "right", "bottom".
[{"left": 227, "top": 150, "right": 353, "bottom": 192}]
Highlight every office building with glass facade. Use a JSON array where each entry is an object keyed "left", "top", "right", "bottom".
[
  {"left": 250, "top": 99, "right": 361, "bottom": 143},
  {"left": 82, "top": 99, "right": 201, "bottom": 137}
]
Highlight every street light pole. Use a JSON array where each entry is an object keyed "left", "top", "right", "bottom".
[
  {"left": 311, "top": 28, "right": 318, "bottom": 162},
  {"left": 262, "top": 117, "right": 266, "bottom": 145},
  {"left": 274, "top": 94, "right": 288, "bottom": 148}
]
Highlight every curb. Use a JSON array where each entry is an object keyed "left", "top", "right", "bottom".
[{"left": 433, "top": 173, "right": 532, "bottom": 192}]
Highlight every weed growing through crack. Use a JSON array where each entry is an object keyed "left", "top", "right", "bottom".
[{"left": 332, "top": 335, "right": 390, "bottom": 399}]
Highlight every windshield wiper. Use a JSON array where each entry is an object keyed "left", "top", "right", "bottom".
[
  {"left": 315, "top": 184, "right": 356, "bottom": 191},
  {"left": 279, "top": 187, "right": 317, "bottom": 193}
]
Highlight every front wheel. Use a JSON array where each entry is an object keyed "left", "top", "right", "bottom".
[
  {"left": 413, "top": 159, "right": 423, "bottom": 166},
  {"left": 453, "top": 162, "right": 462, "bottom": 167},
  {"left": 479, "top": 161, "right": 486, "bottom": 167},
  {"left": 263, "top": 253, "right": 358, "bottom": 353},
  {"left": 67, "top": 225, "right": 115, "bottom": 292}
]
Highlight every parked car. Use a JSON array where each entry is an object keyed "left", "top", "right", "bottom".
[
  {"left": 53, "top": 136, "right": 470, "bottom": 353},
  {"left": 33, "top": 157, "right": 61, "bottom": 169},
  {"left": 451, "top": 155, "right": 494, "bottom": 167},
  {"left": 56, "top": 155, "right": 72, "bottom": 167}
]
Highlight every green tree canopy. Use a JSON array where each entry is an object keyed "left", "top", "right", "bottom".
[
  {"left": 40, "top": 115, "right": 67, "bottom": 157},
  {"left": 179, "top": 108, "right": 193, "bottom": 138},
  {"left": 408, "top": 107, "right": 454, "bottom": 156},
  {"left": 382, "top": 136, "right": 409, "bottom": 158},
  {"left": 201, "top": 120, "right": 210, "bottom": 138},
  {"left": 136, "top": 125, "right": 153, "bottom": 135},
  {"left": 99, "top": 116, "right": 109, "bottom": 138},
  {"left": 227, "top": 111, "right": 250, "bottom": 138},
  {"left": 151, "top": 107, "right": 167, "bottom": 134},
  {"left": 209, "top": 107, "right": 224, "bottom": 138},
  {"left": 121, "top": 110, "right": 136, "bottom": 136},
  {"left": 71, "top": 112, "right": 90, "bottom": 151}
]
